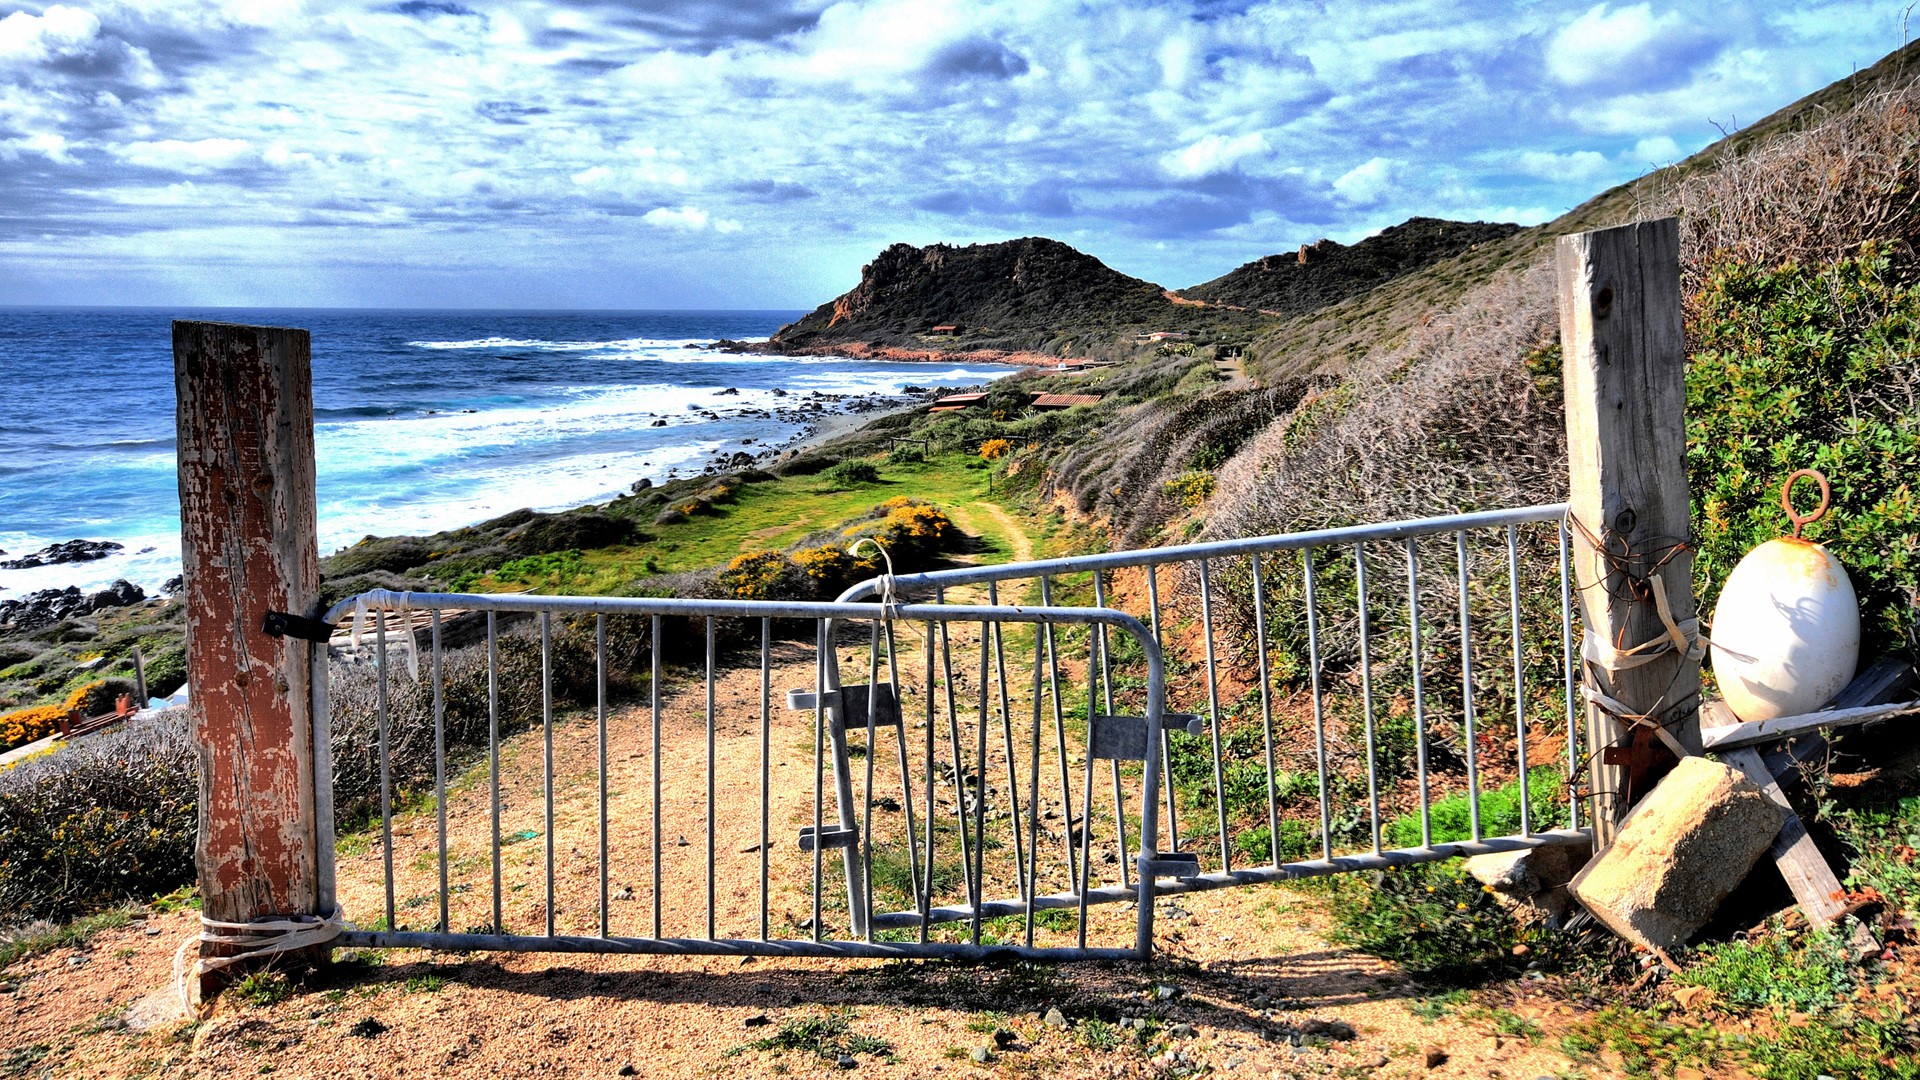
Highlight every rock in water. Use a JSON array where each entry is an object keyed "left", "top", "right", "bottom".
[
  {"left": 1569, "top": 757, "right": 1785, "bottom": 949},
  {"left": 1710, "top": 536, "right": 1860, "bottom": 722},
  {"left": 0, "top": 539, "right": 122, "bottom": 570}
]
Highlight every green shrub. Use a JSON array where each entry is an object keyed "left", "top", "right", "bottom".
[
  {"left": 1687, "top": 247, "right": 1920, "bottom": 657},
  {"left": 886, "top": 445, "right": 924, "bottom": 465},
  {"left": 821, "top": 460, "right": 881, "bottom": 488},
  {"left": 1324, "top": 862, "right": 1539, "bottom": 985},
  {"left": 0, "top": 712, "right": 197, "bottom": 921},
  {"left": 140, "top": 648, "right": 186, "bottom": 698},
  {"left": 718, "top": 550, "right": 805, "bottom": 601},
  {"left": 63, "top": 678, "right": 138, "bottom": 718},
  {"left": 513, "top": 510, "right": 637, "bottom": 555},
  {"left": 1162, "top": 471, "right": 1216, "bottom": 509}
]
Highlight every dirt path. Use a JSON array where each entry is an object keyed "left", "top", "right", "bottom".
[{"left": 970, "top": 500, "right": 1034, "bottom": 564}]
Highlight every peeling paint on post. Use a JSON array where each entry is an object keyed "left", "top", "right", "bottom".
[{"left": 175, "top": 321, "right": 322, "bottom": 995}]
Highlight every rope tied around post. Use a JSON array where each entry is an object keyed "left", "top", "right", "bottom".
[
  {"left": 1566, "top": 513, "right": 1727, "bottom": 762},
  {"left": 174, "top": 908, "right": 347, "bottom": 1014}
]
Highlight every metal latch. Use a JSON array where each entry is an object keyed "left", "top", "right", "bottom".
[
  {"left": 1142, "top": 851, "right": 1201, "bottom": 880},
  {"left": 786, "top": 683, "right": 902, "bottom": 731},
  {"left": 798, "top": 825, "right": 860, "bottom": 852},
  {"left": 1088, "top": 713, "right": 1205, "bottom": 761}
]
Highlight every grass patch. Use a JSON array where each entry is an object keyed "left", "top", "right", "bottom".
[
  {"left": 727, "top": 1011, "right": 895, "bottom": 1063},
  {"left": 0, "top": 905, "right": 138, "bottom": 971},
  {"left": 474, "top": 453, "right": 1015, "bottom": 591},
  {"left": 1676, "top": 921, "right": 1855, "bottom": 1013},
  {"left": 232, "top": 968, "right": 294, "bottom": 1007}
]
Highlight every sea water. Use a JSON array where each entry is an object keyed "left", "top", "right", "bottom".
[{"left": 0, "top": 308, "right": 1016, "bottom": 596}]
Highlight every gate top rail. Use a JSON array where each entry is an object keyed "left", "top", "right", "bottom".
[
  {"left": 323, "top": 588, "right": 1157, "bottom": 638},
  {"left": 835, "top": 503, "right": 1570, "bottom": 600}
]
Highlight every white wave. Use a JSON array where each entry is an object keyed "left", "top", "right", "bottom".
[
  {"left": 408, "top": 336, "right": 712, "bottom": 352},
  {"left": 0, "top": 531, "right": 181, "bottom": 597}
]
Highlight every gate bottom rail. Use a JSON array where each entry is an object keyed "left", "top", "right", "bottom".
[{"left": 336, "top": 929, "right": 1135, "bottom": 962}]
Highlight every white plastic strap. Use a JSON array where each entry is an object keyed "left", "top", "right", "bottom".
[
  {"left": 1581, "top": 571, "right": 1712, "bottom": 671},
  {"left": 349, "top": 591, "right": 420, "bottom": 682},
  {"left": 174, "top": 908, "right": 347, "bottom": 1014}
]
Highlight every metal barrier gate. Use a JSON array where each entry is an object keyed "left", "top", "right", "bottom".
[
  {"left": 834, "top": 504, "right": 1595, "bottom": 897},
  {"left": 311, "top": 592, "right": 1170, "bottom": 961},
  {"left": 309, "top": 503, "right": 1596, "bottom": 965}
]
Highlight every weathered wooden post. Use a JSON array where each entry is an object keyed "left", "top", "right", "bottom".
[
  {"left": 175, "top": 321, "right": 326, "bottom": 998},
  {"left": 1555, "top": 218, "right": 1701, "bottom": 845}
]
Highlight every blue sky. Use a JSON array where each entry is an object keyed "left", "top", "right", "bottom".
[{"left": 0, "top": 1, "right": 1903, "bottom": 309}]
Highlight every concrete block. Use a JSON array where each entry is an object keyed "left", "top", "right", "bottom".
[
  {"left": 1569, "top": 756, "right": 1785, "bottom": 949},
  {"left": 1466, "top": 839, "right": 1593, "bottom": 925},
  {"left": 1465, "top": 840, "right": 1591, "bottom": 897}
]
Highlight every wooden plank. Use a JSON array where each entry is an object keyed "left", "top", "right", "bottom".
[
  {"left": 1556, "top": 218, "right": 1699, "bottom": 843},
  {"left": 1702, "top": 698, "right": 1920, "bottom": 751},
  {"left": 1721, "top": 746, "right": 1849, "bottom": 925},
  {"left": 175, "top": 321, "right": 323, "bottom": 995}
]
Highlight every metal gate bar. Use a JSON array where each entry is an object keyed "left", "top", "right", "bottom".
[{"left": 314, "top": 591, "right": 1167, "bottom": 961}]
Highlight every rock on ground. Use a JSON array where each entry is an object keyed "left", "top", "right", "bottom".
[{"left": 1569, "top": 756, "right": 1784, "bottom": 949}]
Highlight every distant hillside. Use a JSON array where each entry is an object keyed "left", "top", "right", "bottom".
[
  {"left": 766, "top": 236, "right": 1273, "bottom": 358},
  {"left": 1177, "top": 217, "right": 1521, "bottom": 317}
]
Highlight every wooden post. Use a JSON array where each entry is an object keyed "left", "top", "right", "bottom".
[
  {"left": 1556, "top": 218, "right": 1701, "bottom": 845},
  {"left": 175, "top": 321, "right": 323, "bottom": 996}
]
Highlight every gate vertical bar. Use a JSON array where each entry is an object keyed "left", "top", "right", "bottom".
[
  {"left": 175, "top": 320, "right": 325, "bottom": 999},
  {"left": 823, "top": 620, "right": 871, "bottom": 936}
]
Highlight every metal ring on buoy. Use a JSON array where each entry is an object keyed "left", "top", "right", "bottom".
[{"left": 1780, "top": 468, "right": 1831, "bottom": 538}]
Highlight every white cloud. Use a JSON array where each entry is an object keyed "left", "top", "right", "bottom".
[
  {"left": 2, "top": 132, "right": 77, "bottom": 165},
  {"left": 1509, "top": 149, "right": 1612, "bottom": 182},
  {"left": 0, "top": 4, "right": 101, "bottom": 61},
  {"left": 1332, "top": 157, "right": 1397, "bottom": 204},
  {"left": 114, "top": 138, "right": 254, "bottom": 171},
  {"left": 1162, "top": 132, "right": 1270, "bottom": 179},
  {"left": 1547, "top": 3, "right": 1687, "bottom": 86},
  {"left": 643, "top": 205, "right": 741, "bottom": 233},
  {"left": 1629, "top": 134, "right": 1683, "bottom": 163}
]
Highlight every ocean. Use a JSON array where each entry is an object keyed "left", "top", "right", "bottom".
[{"left": 0, "top": 308, "right": 1017, "bottom": 597}]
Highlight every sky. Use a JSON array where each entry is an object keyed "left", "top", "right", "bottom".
[{"left": 0, "top": 1, "right": 1905, "bottom": 310}]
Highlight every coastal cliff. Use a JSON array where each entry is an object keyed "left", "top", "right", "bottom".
[{"left": 764, "top": 236, "right": 1271, "bottom": 361}]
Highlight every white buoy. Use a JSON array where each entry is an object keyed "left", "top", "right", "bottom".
[{"left": 1709, "top": 471, "right": 1860, "bottom": 723}]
